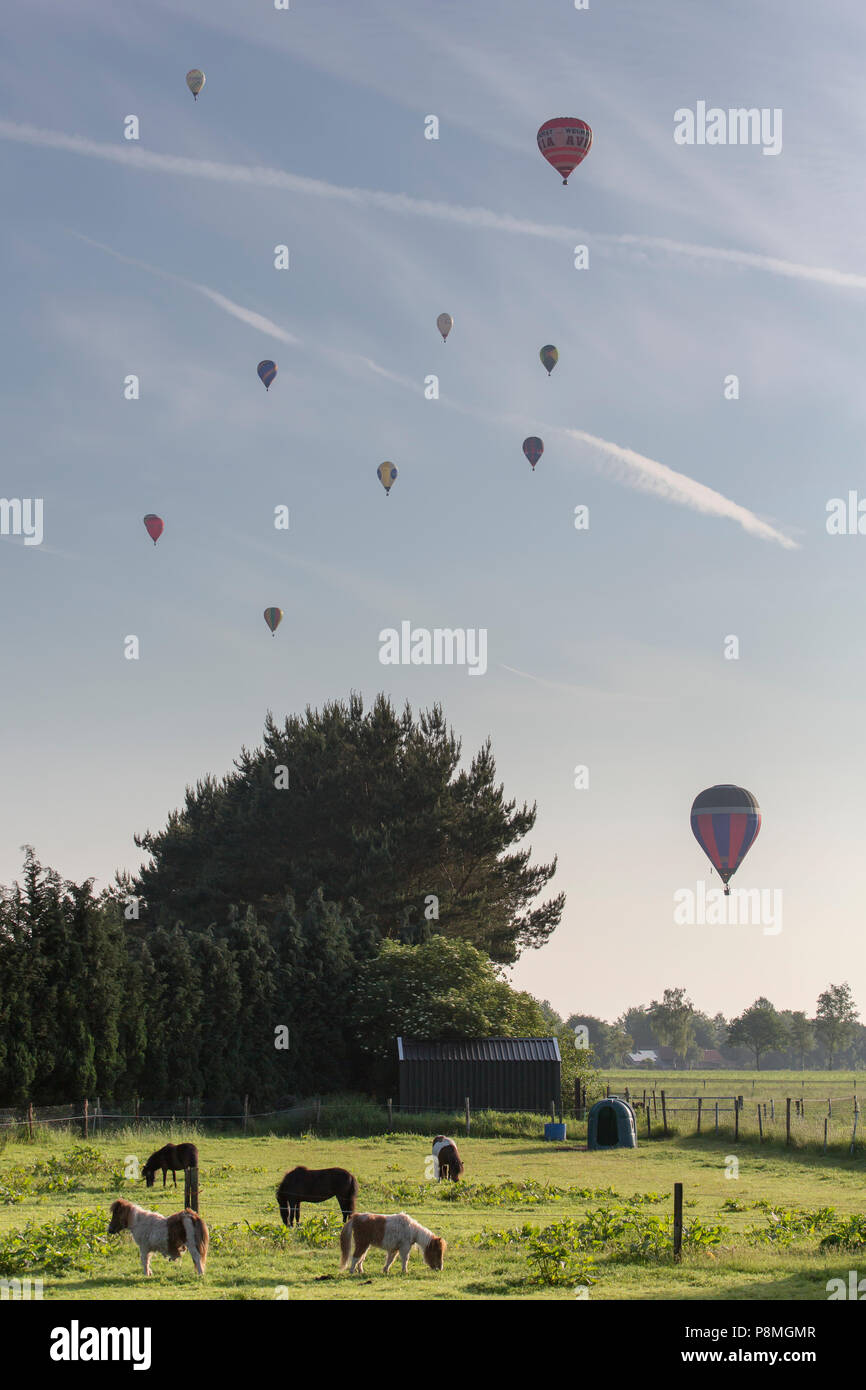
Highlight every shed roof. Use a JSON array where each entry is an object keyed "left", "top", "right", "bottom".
[{"left": 397, "top": 1036, "right": 561, "bottom": 1063}]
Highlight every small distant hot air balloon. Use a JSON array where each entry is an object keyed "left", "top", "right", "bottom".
[
  {"left": 143, "top": 514, "right": 164, "bottom": 545},
  {"left": 537, "top": 117, "right": 592, "bottom": 184},
  {"left": 436, "top": 313, "right": 453, "bottom": 343},
  {"left": 257, "top": 360, "right": 277, "bottom": 391},
  {"left": 263, "top": 607, "right": 283, "bottom": 636},
  {"left": 523, "top": 437, "right": 544, "bottom": 471},
  {"left": 186, "top": 69, "right": 206, "bottom": 100},
  {"left": 690, "top": 785, "right": 761, "bottom": 896},
  {"left": 377, "top": 462, "right": 398, "bottom": 495},
  {"left": 540, "top": 345, "right": 559, "bottom": 375}
]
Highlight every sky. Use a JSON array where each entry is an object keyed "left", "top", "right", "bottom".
[{"left": 2, "top": 0, "right": 865, "bottom": 1025}]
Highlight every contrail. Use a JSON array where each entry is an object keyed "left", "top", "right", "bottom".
[
  {"left": 75, "top": 235, "right": 300, "bottom": 344},
  {"left": 6, "top": 120, "right": 866, "bottom": 292},
  {"left": 556, "top": 426, "right": 797, "bottom": 549}
]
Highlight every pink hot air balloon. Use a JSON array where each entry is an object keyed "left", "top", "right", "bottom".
[
  {"left": 537, "top": 117, "right": 593, "bottom": 185},
  {"left": 143, "top": 514, "right": 164, "bottom": 545}
]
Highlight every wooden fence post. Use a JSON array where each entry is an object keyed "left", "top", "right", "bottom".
[
  {"left": 734, "top": 1101, "right": 739, "bottom": 1142},
  {"left": 387, "top": 1098, "right": 393, "bottom": 1130},
  {"left": 646, "top": 1106, "right": 651, "bottom": 1138},
  {"left": 27, "top": 1102, "right": 33, "bottom": 1141},
  {"left": 661, "top": 1090, "right": 668, "bottom": 1136},
  {"left": 770, "top": 1099, "right": 775, "bottom": 1122},
  {"left": 465, "top": 1097, "right": 471, "bottom": 1137},
  {"left": 714, "top": 1101, "right": 719, "bottom": 1133},
  {"left": 83, "top": 1098, "right": 88, "bottom": 1139},
  {"left": 786, "top": 1097, "right": 791, "bottom": 1145},
  {"left": 828, "top": 1097, "right": 832, "bottom": 1117},
  {"left": 184, "top": 1165, "right": 199, "bottom": 1213},
  {"left": 823, "top": 1118, "right": 829, "bottom": 1154},
  {"left": 135, "top": 1097, "right": 140, "bottom": 1132},
  {"left": 696, "top": 1097, "right": 702, "bottom": 1135},
  {"left": 850, "top": 1111, "right": 860, "bottom": 1155},
  {"left": 673, "top": 1183, "right": 683, "bottom": 1263},
  {"left": 757, "top": 1105, "right": 763, "bottom": 1141}
]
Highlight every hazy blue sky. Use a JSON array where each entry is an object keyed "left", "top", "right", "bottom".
[{"left": 2, "top": 0, "right": 865, "bottom": 1023}]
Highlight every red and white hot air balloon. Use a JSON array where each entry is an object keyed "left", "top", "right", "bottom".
[{"left": 537, "top": 117, "right": 593, "bottom": 185}]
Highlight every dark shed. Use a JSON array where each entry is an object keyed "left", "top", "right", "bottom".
[{"left": 397, "top": 1037, "right": 562, "bottom": 1113}]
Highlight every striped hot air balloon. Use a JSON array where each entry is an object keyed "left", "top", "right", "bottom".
[
  {"left": 690, "top": 785, "right": 761, "bottom": 895},
  {"left": 539, "top": 345, "right": 558, "bottom": 376},
  {"left": 263, "top": 607, "right": 283, "bottom": 636},
  {"left": 537, "top": 117, "right": 593, "bottom": 184}
]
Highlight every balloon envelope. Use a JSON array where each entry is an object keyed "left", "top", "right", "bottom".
[
  {"left": 263, "top": 607, "right": 283, "bottom": 635},
  {"left": 436, "top": 312, "right": 453, "bottom": 342},
  {"left": 540, "top": 345, "right": 559, "bottom": 375},
  {"left": 186, "top": 69, "right": 205, "bottom": 99},
  {"left": 377, "top": 462, "right": 398, "bottom": 494},
  {"left": 537, "top": 117, "right": 592, "bottom": 184},
  {"left": 257, "top": 360, "right": 277, "bottom": 390},
  {"left": 523, "top": 437, "right": 544, "bottom": 469},
  {"left": 143, "top": 514, "right": 164, "bottom": 545},
  {"left": 690, "top": 785, "right": 761, "bottom": 889}
]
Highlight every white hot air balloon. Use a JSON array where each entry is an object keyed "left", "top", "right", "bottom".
[{"left": 186, "top": 69, "right": 206, "bottom": 100}]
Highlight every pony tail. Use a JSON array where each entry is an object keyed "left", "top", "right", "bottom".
[{"left": 339, "top": 1216, "right": 354, "bottom": 1270}]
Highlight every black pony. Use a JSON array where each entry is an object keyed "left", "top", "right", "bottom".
[
  {"left": 142, "top": 1142, "right": 199, "bottom": 1189},
  {"left": 276, "top": 1165, "right": 358, "bottom": 1226}
]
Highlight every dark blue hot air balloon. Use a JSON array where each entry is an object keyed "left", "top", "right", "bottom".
[
  {"left": 257, "top": 360, "right": 277, "bottom": 391},
  {"left": 690, "top": 785, "right": 761, "bottom": 895}
]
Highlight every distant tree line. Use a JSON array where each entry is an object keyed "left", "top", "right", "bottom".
[
  {"left": 0, "top": 697, "right": 567, "bottom": 1109},
  {"left": 551, "top": 984, "right": 863, "bottom": 1071}
]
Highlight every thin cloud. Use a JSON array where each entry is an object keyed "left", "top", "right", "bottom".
[
  {"left": 500, "top": 663, "right": 661, "bottom": 702},
  {"left": 3, "top": 121, "right": 865, "bottom": 293}
]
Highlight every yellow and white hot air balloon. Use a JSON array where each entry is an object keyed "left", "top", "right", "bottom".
[
  {"left": 186, "top": 69, "right": 206, "bottom": 100},
  {"left": 377, "top": 462, "right": 398, "bottom": 495}
]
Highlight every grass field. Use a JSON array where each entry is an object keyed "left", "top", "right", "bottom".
[{"left": 1, "top": 1113, "right": 864, "bottom": 1300}]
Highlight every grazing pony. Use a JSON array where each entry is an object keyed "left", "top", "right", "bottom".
[
  {"left": 142, "top": 1142, "right": 198, "bottom": 1189},
  {"left": 432, "top": 1134, "right": 464, "bottom": 1182},
  {"left": 339, "top": 1212, "right": 446, "bottom": 1275},
  {"left": 108, "top": 1199, "right": 208, "bottom": 1277},
  {"left": 277, "top": 1166, "right": 358, "bottom": 1227}
]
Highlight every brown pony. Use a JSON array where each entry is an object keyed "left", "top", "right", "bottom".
[
  {"left": 142, "top": 1142, "right": 199, "bottom": 1189},
  {"left": 277, "top": 1166, "right": 358, "bottom": 1226}
]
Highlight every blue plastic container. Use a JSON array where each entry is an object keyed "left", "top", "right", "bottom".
[{"left": 544, "top": 1122, "right": 567, "bottom": 1141}]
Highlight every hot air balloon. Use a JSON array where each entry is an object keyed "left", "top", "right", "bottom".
[
  {"left": 690, "top": 785, "right": 761, "bottom": 895},
  {"left": 257, "top": 360, "right": 277, "bottom": 391},
  {"left": 263, "top": 607, "right": 283, "bottom": 636},
  {"left": 186, "top": 69, "right": 205, "bottom": 100},
  {"left": 436, "top": 313, "right": 453, "bottom": 343},
  {"left": 143, "top": 514, "right": 164, "bottom": 545},
  {"left": 540, "top": 345, "right": 558, "bottom": 375},
  {"left": 537, "top": 117, "right": 592, "bottom": 184},
  {"left": 523, "top": 438, "right": 543, "bottom": 471},
  {"left": 377, "top": 462, "right": 398, "bottom": 495}
]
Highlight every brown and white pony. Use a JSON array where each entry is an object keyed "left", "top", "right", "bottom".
[
  {"left": 432, "top": 1135, "right": 464, "bottom": 1181},
  {"left": 108, "top": 1199, "right": 208, "bottom": 1276},
  {"left": 339, "top": 1213, "right": 446, "bottom": 1275},
  {"left": 142, "top": 1142, "right": 199, "bottom": 1189}
]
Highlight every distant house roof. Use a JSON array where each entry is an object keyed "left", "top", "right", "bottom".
[
  {"left": 397, "top": 1036, "right": 561, "bottom": 1063},
  {"left": 626, "top": 1050, "right": 657, "bottom": 1064},
  {"left": 702, "top": 1049, "right": 726, "bottom": 1065}
]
